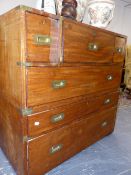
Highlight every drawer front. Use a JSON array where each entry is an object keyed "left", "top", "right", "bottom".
[
  {"left": 71, "top": 107, "right": 116, "bottom": 153},
  {"left": 27, "top": 66, "right": 122, "bottom": 107},
  {"left": 28, "top": 92, "right": 119, "bottom": 137},
  {"left": 26, "top": 12, "right": 59, "bottom": 63},
  {"left": 28, "top": 108, "right": 117, "bottom": 175},
  {"left": 63, "top": 20, "right": 114, "bottom": 63},
  {"left": 113, "top": 36, "right": 126, "bottom": 63}
]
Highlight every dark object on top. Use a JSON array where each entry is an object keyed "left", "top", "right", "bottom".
[
  {"left": 61, "top": 0, "right": 77, "bottom": 20},
  {"left": 41, "top": 0, "right": 44, "bottom": 8},
  {"left": 62, "top": 0, "right": 78, "bottom": 8}
]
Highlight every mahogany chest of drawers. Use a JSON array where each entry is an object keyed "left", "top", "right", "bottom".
[{"left": 0, "top": 5, "right": 126, "bottom": 175}]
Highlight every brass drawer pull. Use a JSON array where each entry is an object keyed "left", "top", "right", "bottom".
[
  {"left": 51, "top": 113, "right": 64, "bottom": 123},
  {"left": 107, "top": 75, "right": 113, "bottom": 81},
  {"left": 52, "top": 80, "right": 67, "bottom": 89},
  {"left": 34, "top": 121, "right": 40, "bottom": 126},
  {"left": 50, "top": 144, "right": 63, "bottom": 154},
  {"left": 104, "top": 98, "right": 111, "bottom": 105},
  {"left": 88, "top": 43, "right": 99, "bottom": 51},
  {"left": 116, "top": 47, "right": 123, "bottom": 53},
  {"left": 101, "top": 121, "right": 108, "bottom": 128},
  {"left": 34, "top": 34, "right": 52, "bottom": 45}
]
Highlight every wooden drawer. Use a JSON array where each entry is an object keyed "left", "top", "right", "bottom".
[
  {"left": 26, "top": 12, "right": 59, "bottom": 63},
  {"left": 63, "top": 19, "right": 114, "bottom": 63},
  {"left": 28, "top": 92, "right": 119, "bottom": 137},
  {"left": 71, "top": 107, "right": 116, "bottom": 154},
  {"left": 26, "top": 13, "right": 126, "bottom": 64},
  {"left": 27, "top": 65, "right": 122, "bottom": 107},
  {"left": 113, "top": 36, "right": 126, "bottom": 63},
  {"left": 28, "top": 108, "right": 117, "bottom": 175}
]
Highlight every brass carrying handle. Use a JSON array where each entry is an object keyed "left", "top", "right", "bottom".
[
  {"left": 101, "top": 121, "right": 108, "bottom": 128},
  {"left": 52, "top": 80, "right": 67, "bottom": 89},
  {"left": 88, "top": 43, "right": 99, "bottom": 51},
  {"left": 34, "top": 34, "right": 52, "bottom": 45},
  {"left": 107, "top": 75, "right": 113, "bottom": 81},
  {"left": 51, "top": 113, "right": 64, "bottom": 123},
  {"left": 104, "top": 98, "right": 111, "bottom": 105},
  {"left": 50, "top": 144, "right": 63, "bottom": 154},
  {"left": 116, "top": 47, "right": 123, "bottom": 53}
]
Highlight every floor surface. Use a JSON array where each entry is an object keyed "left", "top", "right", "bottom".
[{"left": 0, "top": 105, "right": 131, "bottom": 175}]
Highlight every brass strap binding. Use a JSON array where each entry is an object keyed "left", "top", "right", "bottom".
[
  {"left": 17, "top": 61, "right": 33, "bottom": 67},
  {"left": 21, "top": 108, "right": 33, "bottom": 116},
  {"left": 23, "top": 136, "right": 29, "bottom": 143},
  {"left": 59, "top": 16, "right": 64, "bottom": 64},
  {"left": 19, "top": 5, "right": 32, "bottom": 11}
]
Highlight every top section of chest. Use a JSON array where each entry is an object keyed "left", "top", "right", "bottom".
[{"left": 0, "top": 5, "right": 127, "bottom": 66}]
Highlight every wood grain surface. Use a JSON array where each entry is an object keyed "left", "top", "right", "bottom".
[
  {"left": 28, "top": 91, "right": 119, "bottom": 137},
  {"left": 113, "top": 36, "right": 126, "bottom": 63},
  {"left": 0, "top": 6, "right": 126, "bottom": 175},
  {"left": 27, "top": 65, "right": 122, "bottom": 107},
  {"left": 63, "top": 19, "right": 114, "bottom": 63},
  {"left": 28, "top": 107, "right": 117, "bottom": 175}
]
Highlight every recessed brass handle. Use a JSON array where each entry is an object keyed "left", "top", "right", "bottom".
[
  {"left": 101, "top": 121, "right": 108, "bottom": 128},
  {"left": 51, "top": 113, "right": 64, "bottom": 123},
  {"left": 104, "top": 98, "right": 111, "bottom": 105},
  {"left": 88, "top": 43, "right": 99, "bottom": 51},
  {"left": 50, "top": 144, "right": 63, "bottom": 154},
  {"left": 107, "top": 75, "right": 113, "bottom": 81},
  {"left": 34, "top": 121, "right": 40, "bottom": 126},
  {"left": 34, "top": 34, "right": 52, "bottom": 45},
  {"left": 52, "top": 80, "right": 67, "bottom": 89},
  {"left": 116, "top": 47, "right": 123, "bottom": 53}
]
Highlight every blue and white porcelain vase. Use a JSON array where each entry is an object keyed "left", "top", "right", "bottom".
[{"left": 86, "top": 0, "right": 115, "bottom": 28}]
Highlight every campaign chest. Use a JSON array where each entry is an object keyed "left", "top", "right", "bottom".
[{"left": 0, "top": 5, "right": 126, "bottom": 175}]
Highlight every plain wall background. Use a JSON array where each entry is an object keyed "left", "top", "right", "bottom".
[
  {"left": 0, "top": 0, "right": 131, "bottom": 43},
  {"left": 0, "top": 0, "right": 36, "bottom": 14}
]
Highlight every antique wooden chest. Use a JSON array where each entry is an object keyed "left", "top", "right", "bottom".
[{"left": 0, "top": 5, "right": 126, "bottom": 175}]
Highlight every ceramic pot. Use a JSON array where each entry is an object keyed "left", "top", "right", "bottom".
[
  {"left": 76, "top": 0, "right": 88, "bottom": 21},
  {"left": 86, "top": 0, "right": 115, "bottom": 28}
]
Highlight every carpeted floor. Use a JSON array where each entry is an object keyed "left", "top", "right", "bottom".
[{"left": 0, "top": 97, "right": 131, "bottom": 175}]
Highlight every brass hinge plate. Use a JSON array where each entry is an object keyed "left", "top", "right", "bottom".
[
  {"left": 23, "top": 136, "right": 32, "bottom": 143},
  {"left": 21, "top": 108, "right": 33, "bottom": 116},
  {"left": 59, "top": 16, "right": 64, "bottom": 63},
  {"left": 17, "top": 62, "right": 33, "bottom": 67},
  {"left": 23, "top": 136, "right": 28, "bottom": 143},
  {"left": 19, "top": 5, "right": 32, "bottom": 11}
]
